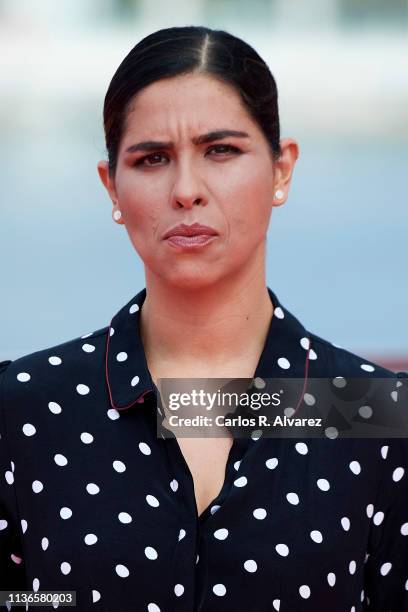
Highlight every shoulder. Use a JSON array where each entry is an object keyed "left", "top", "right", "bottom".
[
  {"left": 0, "top": 324, "right": 110, "bottom": 404},
  {"left": 307, "top": 330, "right": 398, "bottom": 378}
]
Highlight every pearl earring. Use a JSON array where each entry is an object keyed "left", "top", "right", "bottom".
[
  {"left": 113, "top": 210, "right": 122, "bottom": 221},
  {"left": 275, "top": 190, "right": 284, "bottom": 200}
]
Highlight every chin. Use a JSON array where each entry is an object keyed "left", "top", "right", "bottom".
[{"left": 155, "top": 264, "right": 224, "bottom": 291}]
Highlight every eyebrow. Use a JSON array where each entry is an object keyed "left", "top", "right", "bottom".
[{"left": 124, "top": 130, "right": 250, "bottom": 154}]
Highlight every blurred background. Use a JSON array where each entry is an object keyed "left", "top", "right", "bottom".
[{"left": 0, "top": 0, "right": 407, "bottom": 370}]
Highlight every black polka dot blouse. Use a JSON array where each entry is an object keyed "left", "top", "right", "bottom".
[{"left": 1, "top": 287, "right": 407, "bottom": 611}]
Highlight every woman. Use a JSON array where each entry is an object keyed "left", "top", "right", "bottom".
[{"left": 0, "top": 26, "right": 407, "bottom": 612}]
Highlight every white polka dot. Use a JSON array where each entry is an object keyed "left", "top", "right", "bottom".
[
  {"left": 214, "top": 528, "right": 228, "bottom": 540},
  {"left": 234, "top": 460, "right": 241, "bottom": 471},
  {"left": 5, "top": 470, "right": 14, "bottom": 485},
  {"left": 178, "top": 529, "right": 186, "bottom": 541},
  {"left": 84, "top": 534, "right": 98, "bottom": 545},
  {"left": 147, "top": 605, "right": 160, "bottom": 612},
  {"left": 266, "top": 457, "right": 279, "bottom": 469},
  {"left": 113, "top": 460, "right": 126, "bottom": 473},
  {"left": 129, "top": 303, "right": 139, "bottom": 314},
  {"left": 244, "top": 559, "right": 257, "bottom": 572},
  {"left": 381, "top": 445, "right": 389, "bottom": 459},
  {"left": 48, "top": 356, "right": 62, "bottom": 365},
  {"left": 253, "top": 377, "right": 266, "bottom": 389},
  {"left": 373, "top": 511, "right": 384, "bottom": 526},
  {"left": 295, "top": 442, "right": 308, "bottom": 455},
  {"left": 41, "top": 537, "right": 49, "bottom": 550},
  {"left": 80, "top": 432, "right": 93, "bottom": 444},
  {"left": 233, "top": 476, "right": 247, "bottom": 487},
  {"left": 380, "top": 562, "right": 392, "bottom": 576},
  {"left": 170, "top": 478, "right": 178, "bottom": 492},
  {"left": 317, "top": 478, "right": 330, "bottom": 491},
  {"left": 359, "top": 405, "right": 373, "bottom": 419},
  {"left": 325, "top": 426, "right": 338, "bottom": 439},
  {"left": 107, "top": 408, "right": 120, "bottom": 420},
  {"left": 349, "top": 460, "right": 361, "bottom": 475},
  {"left": 309, "top": 349, "right": 318, "bottom": 360},
  {"left": 333, "top": 376, "right": 347, "bottom": 388},
  {"left": 109, "top": 327, "right": 115, "bottom": 337},
  {"left": 300, "top": 337, "right": 310, "bottom": 350},
  {"left": 116, "top": 351, "right": 128, "bottom": 362},
  {"left": 277, "top": 357, "right": 290, "bottom": 369},
  {"left": 360, "top": 363, "right": 375, "bottom": 372},
  {"left": 145, "top": 546, "right": 158, "bottom": 560},
  {"left": 210, "top": 505, "right": 220, "bottom": 514},
  {"left": 22, "top": 423, "right": 36, "bottom": 436},
  {"left": 174, "top": 584, "right": 184, "bottom": 597},
  {"left": 275, "top": 543, "right": 289, "bottom": 557},
  {"left": 61, "top": 562, "right": 71, "bottom": 575},
  {"left": 76, "top": 384, "right": 90, "bottom": 395},
  {"left": 146, "top": 495, "right": 160, "bottom": 508},
  {"left": 272, "top": 600, "right": 280, "bottom": 611},
  {"left": 86, "top": 483, "right": 100, "bottom": 495},
  {"left": 48, "top": 402, "right": 62, "bottom": 414},
  {"left": 139, "top": 442, "right": 151, "bottom": 455},
  {"left": 17, "top": 372, "right": 30, "bottom": 382},
  {"left": 286, "top": 492, "right": 299, "bottom": 505},
  {"left": 253, "top": 508, "right": 267, "bottom": 520},
  {"left": 116, "top": 564, "right": 129, "bottom": 577},
  {"left": 32, "top": 480, "right": 43, "bottom": 493},
  {"left": 401, "top": 522, "right": 408, "bottom": 536},
  {"left": 33, "top": 578, "right": 40, "bottom": 592},
  {"left": 327, "top": 572, "right": 336, "bottom": 587},
  {"left": 366, "top": 504, "right": 374, "bottom": 518},
  {"left": 60, "top": 507, "right": 72, "bottom": 519},
  {"left": 212, "top": 584, "right": 226, "bottom": 596},
  {"left": 82, "top": 343, "right": 95, "bottom": 353},
  {"left": 54, "top": 454, "right": 68, "bottom": 466},
  {"left": 299, "top": 585, "right": 310, "bottom": 599},
  {"left": 118, "top": 512, "right": 132, "bottom": 524},
  {"left": 341, "top": 517, "right": 351, "bottom": 531},
  {"left": 349, "top": 560, "right": 357, "bottom": 574},
  {"left": 310, "top": 530, "right": 323, "bottom": 543},
  {"left": 0, "top": 519, "right": 8, "bottom": 530},
  {"left": 92, "top": 591, "right": 101, "bottom": 603},
  {"left": 81, "top": 332, "right": 93, "bottom": 338},
  {"left": 392, "top": 467, "right": 405, "bottom": 482},
  {"left": 303, "top": 393, "right": 315, "bottom": 406},
  {"left": 21, "top": 519, "right": 28, "bottom": 533},
  {"left": 272, "top": 306, "right": 285, "bottom": 320},
  {"left": 131, "top": 376, "right": 140, "bottom": 387}
]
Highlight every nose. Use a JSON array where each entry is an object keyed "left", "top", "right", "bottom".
[{"left": 170, "top": 158, "right": 207, "bottom": 209}]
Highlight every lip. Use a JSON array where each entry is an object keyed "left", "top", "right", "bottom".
[{"left": 162, "top": 223, "right": 218, "bottom": 240}]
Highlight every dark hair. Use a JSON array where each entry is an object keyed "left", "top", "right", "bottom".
[{"left": 103, "top": 26, "right": 281, "bottom": 178}]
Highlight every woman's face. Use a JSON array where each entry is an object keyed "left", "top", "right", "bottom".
[{"left": 98, "top": 73, "right": 297, "bottom": 289}]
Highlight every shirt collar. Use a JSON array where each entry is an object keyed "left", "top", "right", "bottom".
[{"left": 105, "top": 287, "right": 311, "bottom": 411}]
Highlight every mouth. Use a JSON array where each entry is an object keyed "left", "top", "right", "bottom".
[
  {"left": 164, "top": 234, "right": 218, "bottom": 249},
  {"left": 162, "top": 223, "right": 218, "bottom": 240},
  {"left": 162, "top": 223, "right": 219, "bottom": 250}
]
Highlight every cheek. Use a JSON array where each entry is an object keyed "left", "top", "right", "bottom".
[
  {"left": 117, "top": 177, "right": 161, "bottom": 235},
  {"left": 225, "top": 171, "right": 273, "bottom": 237}
]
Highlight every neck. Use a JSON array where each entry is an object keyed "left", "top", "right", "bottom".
[{"left": 139, "top": 249, "right": 274, "bottom": 378}]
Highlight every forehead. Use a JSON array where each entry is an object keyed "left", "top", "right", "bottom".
[{"left": 123, "top": 73, "right": 254, "bottom": 135}]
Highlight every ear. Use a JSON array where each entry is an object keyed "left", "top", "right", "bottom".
[
  {"left": 272, "top": 138, "right": 300, "bottom": 207},
  {"left": 97, "top": 160, "right": 118, "bottom": 204}
]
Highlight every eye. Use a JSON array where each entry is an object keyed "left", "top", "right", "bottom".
[
  {"left": 134, "top": 152, "right": 169, "bottom": 167},
  {"left": 206, "top": 144, "right": 242, "bottom": 156}
]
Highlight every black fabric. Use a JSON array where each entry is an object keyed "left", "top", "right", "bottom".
[{"left": 0, "top": 287, "right": 407, "bottom": 611}]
